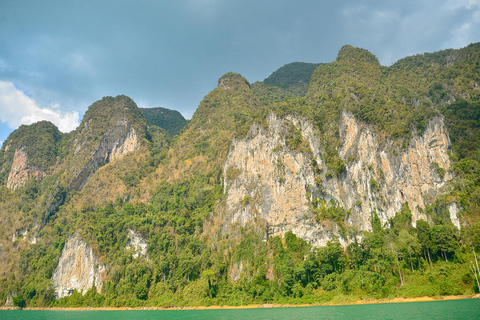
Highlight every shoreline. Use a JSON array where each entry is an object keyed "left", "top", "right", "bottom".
[{"left": 1, "top": 294, "right": 478, "bottom": 311}]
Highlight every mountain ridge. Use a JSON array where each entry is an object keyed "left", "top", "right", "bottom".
[{"left": 1, "top": 43, "right": 480, "bottom": 308}]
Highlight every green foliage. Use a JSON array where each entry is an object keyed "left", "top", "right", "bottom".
[
  {"left": 251, "top": 82, "right": 299, "bottom": 105},
  {"left": 12, "top": 295, "right": 26, "bottom": 308},
  {"left": 218, "top": 72, "right": 251, "bottom": 90},
  {"left": 264, "top": 62, "right": 321, "bottom": 96},
  {"left": 2, "top": 44, "right": 480, "bottom": 308},
  {"left": 0, "top": 121, "right": 63, "bottom": 184},
  {"left": 140, "top": 107, "right": 187, "bottom": 136},
  {"left": 312, "top": 198, "right": 348, "bottom": 227},
  {"left": 285, "top": 124, "right": 310, "bottom": 153},
  {"left": 442, "top": 100, "right": 480, "bottom": 160}
]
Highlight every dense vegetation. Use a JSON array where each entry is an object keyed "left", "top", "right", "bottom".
[
  {"left": 6, "top": 200, "right": 477, "bottom": 308},
  {"left": 264, "top": 62, "right": 321, "bottom": 96},
  {"left": 1, "top": 43, "right": 480, "bottom": 308},
  {"left": 0, "top": 121, "right": 63, "bottom": 184},
  {"left": 140, "top": 107, "right": 187, "bottom": 136}
]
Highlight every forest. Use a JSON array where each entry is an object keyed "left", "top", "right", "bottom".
[{"left": 1, "top": 43, "right": 480, "bottom": 308}]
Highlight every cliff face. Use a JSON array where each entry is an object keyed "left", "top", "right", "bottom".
[
  {"left": 6, "top": 148, "right": 46, "bottom": 190},
  {"left": 126, "top": 229, "right": 148, "bottom": 259},
  {"left": 223, "top": 112, "right": 452, "bottom": 246},
  {"left": 329, "top": 112, "right": 452, "bottom": 228},
  {"left": 52, "top": 234, "right": 106, "bottom": 299},
  {"left": 70, "top": 120, "right": 140, "bottom": 191},
  {"left": 0, "top": 120, "right": 61, "bottom": 190},
  {"left": 223, "top": 113, "right": 344, "bottom": 247}
]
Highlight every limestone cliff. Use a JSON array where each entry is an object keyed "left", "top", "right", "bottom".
[
  {"left": 329, "top": 112, "right": 451, "bottom": 229},
  {"left": 6, "top": 147, "right": 46, "bottom": 190},
  {"left": 223, "top": 112, "right": 452, "bottom": 246},
  {"left": 0, "top": 120, "right": 61, "bottom": 190},
  {"left": 223, "top": 113, "right": 346, "bottom": 247},
  {"left": 52, "top": 234, "right": 106, "bottom": 299},
  {"left": 126, "top": 229, "right": 148, "bottom": 259},
  {"left": 448, "top": 203, "right": 462, "bottom": 230},
  {"left": 70, "top": 120, "right": 140, "bottom": 191}
]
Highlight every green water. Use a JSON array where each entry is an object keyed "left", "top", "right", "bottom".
[{"left": 1, "top": 299, "right": 479, "bottom": 320}]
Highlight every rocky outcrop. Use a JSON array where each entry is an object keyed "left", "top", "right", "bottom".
[
  {"left": 70, "top": 121, "right": 140, "bottom": 191},
  {"left": 126, "top": 229, "right": 148, "bottom": 259},
  {"left": 330, "top": 112, "right": 451, "bottom": 229},
  {"left": 223, "top": 112, "right": 452, "bottom": 246},
  {"left": 223, "top": 113, "right": 347, "bottom": 247},
  {"left": 448, "top": 203, "right": 462, "bottom": 229},
  {"left": 229, "top": 262, "right": 243, "bottom": 282},
  {"left": 3, "top": 295, "right": 13, "bottom": 307},
  {"left": 52, "top": 234, "right": 106, "bottom": 299},
  {"left": 6, "top": 148, "right": 46, "bottom": 190},
  {"left": 11, "top": 227, "right": 37, "bottom": 244}
]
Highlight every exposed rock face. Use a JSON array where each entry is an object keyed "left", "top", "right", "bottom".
[
  {"left": 70, "top": 121, "right": 140, "bottom": 191},
  {"left": 331, "top": 112, "right": 451, "bottom": 229},
  {"left": 126, "top": 229, "right": 148, "bottom": 258},
  {"left": 229, "top": 262, "right": 243, "bottom": 282},
  {"left": 11, "top": 227, "right": 37, "bottom": 244},
  {"left": 109, "top": 126, "right": 140, "bottom": 162},
  {"left": 223, "top": 112, "right": 452, "bottom": 246},
  {"left": 223, "top": 113, "right": 347, "bottom": 247},
  {"left": 53, "top": 234, "right": 106, "bottom": 299},
  {"left": 4, "top": 295, "right": 13, "bottom": 307},
  {"left": 448, "top": 203, "right": 462, "bottom": 229},
  {"left": 6, "top": 148, "right": 46, "bottom": 190}
]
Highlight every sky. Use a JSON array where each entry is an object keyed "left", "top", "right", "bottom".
[{"left": 1, "top": 0, "right": 480, "bottom": 147}]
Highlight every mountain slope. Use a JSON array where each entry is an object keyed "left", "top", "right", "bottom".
[
  {"left": 264, "top": 62, "right": 321, "bottom": 96},
  {"left": 140, "top": 107, "right": 187, "bottom": 136},
  {"left": 1, "top": 43, "right": 480, "bottom": 308}
]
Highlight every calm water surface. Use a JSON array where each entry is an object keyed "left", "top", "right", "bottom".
[{"left": 1, "top": 299, "right": 479, "bottom": 320}]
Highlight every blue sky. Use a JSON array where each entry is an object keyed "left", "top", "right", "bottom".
[{"left": 1, "top": 0, "right": 480, "bottom": 147}]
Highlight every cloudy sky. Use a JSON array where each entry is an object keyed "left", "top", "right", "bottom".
[{"left": 1, "top": 0, "right": 480, "bottom": 147}]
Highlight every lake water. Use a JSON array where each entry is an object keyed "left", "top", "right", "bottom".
[{"left": 1, "top": 299, "right": 479, "bottom": 320}]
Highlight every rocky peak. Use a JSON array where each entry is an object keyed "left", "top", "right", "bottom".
[
  {"left": 336, "top": 45, "right": 380, "bottom": 66},
  {"left": 0, "top": 121, "right": 61, "bottom": 189},
  {"left": 68, "top": 95, "right": 146, "bottom": 191},
  {"left": 80, "top": 95, "right": 143, "bottom": 125},
  {"left": 218, "top": 72, "right": 250, "bottom": 90},
  {"left": 6, "top": 147, "right": 46, "bottom": 190}
]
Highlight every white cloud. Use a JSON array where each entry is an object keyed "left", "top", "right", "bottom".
[{"left": 0, "top": 81, "right": 79, "bottom": 132}]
